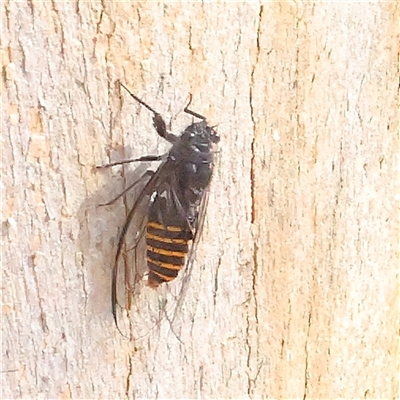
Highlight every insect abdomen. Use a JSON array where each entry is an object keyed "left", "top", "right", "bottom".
[{"left": 146, "top": 220, "right": 193, "bottom": 288}]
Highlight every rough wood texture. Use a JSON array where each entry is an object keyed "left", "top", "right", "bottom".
[{"left": 2, "top": 2, "right": 398, "bottom": 399}]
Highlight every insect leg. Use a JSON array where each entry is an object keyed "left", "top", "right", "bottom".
[
  {"left": 119, "top": 82, "right": 177, "bottom": 143},
  {"left": 183, "top": 94, "right": 206, "bottom": 120},
  {"left": 99, "top": 171, "right": 154, "bottom": 207},
  {"left": 97, "top": 154, "right": 165, "bottom": 169}
]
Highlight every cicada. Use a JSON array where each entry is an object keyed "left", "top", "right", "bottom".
[{"left": 99, "top": 83, "right": 219, "bottom": 336}]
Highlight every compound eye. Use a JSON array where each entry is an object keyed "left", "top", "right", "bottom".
[{"left": 213, "top": 135, "right": 220, "bottom": 143}]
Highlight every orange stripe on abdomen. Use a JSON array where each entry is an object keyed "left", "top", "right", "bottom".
[
  {"left": 146, "top": 220, "right": 191, "bottom": 287},
  {"left": 146, "top": 232, "right": 187, "bottom": 244},
  {"left": 147, "top": 221, "right": 183, "bottom": 232},
  {"left": 146, "top": 245, "right": 186, "bottom": 258}
]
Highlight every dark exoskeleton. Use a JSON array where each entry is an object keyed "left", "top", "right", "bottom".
[{"left": 99, "top": 82, "right": 219, "bottom": 334}]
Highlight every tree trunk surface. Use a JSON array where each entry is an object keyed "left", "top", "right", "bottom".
[{"left": 2, "top": 2, "right": 398, "bottom": 399}]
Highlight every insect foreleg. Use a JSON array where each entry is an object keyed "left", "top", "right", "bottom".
[
  {"left": 183, "top": 94, "right": 206, "bottom": 120},
  {"left": 119, "top": 82, "right": 177, "bottom": 143}
]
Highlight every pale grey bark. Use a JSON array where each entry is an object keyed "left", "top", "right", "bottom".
[{"left": 2, "top": 2, "right": 398, "bottom": 399}]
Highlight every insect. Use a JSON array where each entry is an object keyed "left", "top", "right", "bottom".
[{"left": 99, "top": 82, "right": 220, "bottom": 335}]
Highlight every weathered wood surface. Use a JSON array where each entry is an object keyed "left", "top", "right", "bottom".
[{"left": 2, "top": 2, "right": 398, "bottom": 399}]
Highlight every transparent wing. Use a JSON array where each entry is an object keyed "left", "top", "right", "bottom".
[
  {"left": 111, "top": 163, "right": 168, "bottom": 336},
  {"left": 161, "top": 156, "right": 218, "bottom": 339}
]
